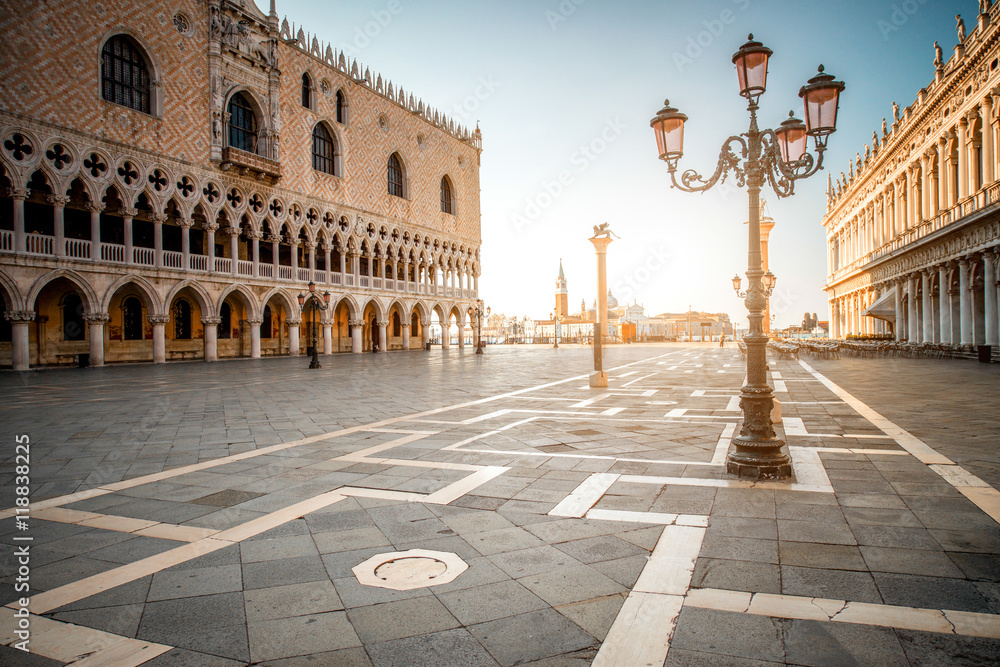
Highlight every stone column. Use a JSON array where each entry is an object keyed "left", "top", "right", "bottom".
[
  {"left": 323, "top": 243, "right": 332, "bottom": 285},
  {"left": 228, "top": 227, "right": 239, "bottom": 276},
  {"left": 474, "top": 272, "right": 479, "bottom": 295},
  {"left": 149, "top": 315, "right": 169, "bottom": 364},
  {"left": 907, "top": 275, "right": 919, "bottom": 341},
  {"left": 921, "top": 156, "right": 932, "bottom": 221},
  {"left": 153, "top": 213, "right": 167, "bottom": 268},
  {"left": 47, "top": 194, "right": 69, "bottom": 257},
  {"left": 958, "top": 118, "right": 970, "bottom": 200},
  {"left": 350, "top": 319, "right": 363, "bottom": 353},
  {"left": 87, "top": 202, "right": 105, "bottom": 260},
  {"left": 179, "top": 217, "right": 192, "bottom": 270},
  {"left": 339, "top": 250, "right": 347, "bottom": 276},
  {"left": 421, "top": 318, "right": 431, "bottom": 348},
  {"left": 985, "top": 250, "right": 998, "bottom": 346},
  {"left": 11, "top": 187, "right": 27, "bottom": 253},
  {"left": 250, "top": 231, "right": 260, "bottom": 278},
  {"left": 983, "top": 98, "right": 995, "bottom": 185},
  {"left": 202, "top": 316, "right": 220, "bottom": 362},
  {"left": 402, "top": 260, "right": 411, "bottom": 292},
  {"left": 242, "top": 318, "right": 259, "bottom": 359},
  {"left": 306, "top": 240, "right": 317, "bottom": 283},
  {"left": 937, "top": 138, "right": 949, "bottom": 211},
  {"left": 441, "top": 321, "right": 450, "bottom": 349},
  {"left": 921, "top": 270, "right": 933, "bottom": 343},
  {"left": 270, "top": 234, "right": 280, "bottom": 277},
  {"left": 904, "top": 168, "right": 915, "bottom": 231},
  {"left": 205, "top": 222, "right": 218, "bottom": 272},
  {"left": 84, "top": 314, "right": 108, "bottom": 367},
  {"left": 458, "top": 314, "right": 466, "bottom": 348},
  {"left": 377, "top": 320, "right": 387, "bottom": 352},
  {"left": 401, "top": 320, "right": 410, "bottom": 350},
  {"left": 322, "top": 320, "right": 332, "bottom": 355},
  {"left": 894, "top": 280, "right": 904, "bottom": 341},
  {"left": 288, "top": 319, "right": 301, "bottom": 356},
  {"left": 122, "top": 207, "right": 136, "bottom": 265},
  {"left": 939, "top": 265, "right": 952, "bottom": 344},
  {"left": 959, "top": 258, "right": 973, "bottom": 344},
  {"left": 6, "top": 311, "right": 33, "bottom": 371}
]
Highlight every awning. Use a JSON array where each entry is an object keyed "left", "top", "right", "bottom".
[{"left": 863, "top": 289, "right": 895, "bottom": 323}]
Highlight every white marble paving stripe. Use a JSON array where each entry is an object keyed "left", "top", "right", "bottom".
[
  {"left": 593, "top": 525, "right": 707, "bottom": 666},
  {"left": 0, "top": 607, "right": 171, "bottom": 665},
  {"left": 586, "top": 508, "right": 709, "bottom": 527},
  {"left": 772, "top": 380, "right": 787, "bottom": 393},
  {"left": 335, "top": 432, "right": 436, "bottom": 462},
  {"left": 640, "top": 389, "right": 658, "bottom": 397},
  {"left": 25, "top": 491, "right": 350, "bottom": 615},
  {"left": 600, "top": 407, "right": 626, "bottom": 416},
  {"left": 798, "top": 360, "right": 953, "bottom": 465},
  {"left": 711, "top": 423, "right": 737, "bottom": 465},
  {"left": 570, "top": 393, "right": 612, "bottom": 408},
  {"left": 455, "top": 446, "right": 722, "bottom": 467},
  {"left": 423, "top": 466, "right": 509, "bottom": 504},
  {"left": 771, "top": 371, "right": 782, "bottom": 379},
  {"left": 622, "top": 373, "right": 655, "bottom": 387},
  {"left": 724, "top": 395, "right": 741, "bottom": 412},
  {"left": 787, "top": 447, "right": 832, "bottom": 489},
  {"left": 549, "top": 473, "right": 620, "bottom": 518},
  {"left": 34, "top": 507, "right": 220, "bottom": 543},
  {"left": 617, "top": 470, "right": 833, "bottom": 494},
  {"left": 4, "top": 353, "right": 685, "bottom": 519},
  {"left": 337, "top": 487, "right": 426, "bottom": 503},
  {"left": 685, "top": 588, "right": 1000, "bottom": 638}
]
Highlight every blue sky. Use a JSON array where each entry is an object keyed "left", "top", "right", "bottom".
[{"left": 274, "top": 0, "right": 968, "bottom": 328}]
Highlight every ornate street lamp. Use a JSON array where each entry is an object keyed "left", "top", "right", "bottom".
[
  {"left": 298, "top": 281, "right": 330, "bottom": 369},
  {"left": 550, "top": 311, "right": 560, "bottom": 348},
  {"left": 652, "top": 34, "right": 844, "bottom": 480},
  {"left": 467, "top": 300, "right": 488, "bottom": 354}
]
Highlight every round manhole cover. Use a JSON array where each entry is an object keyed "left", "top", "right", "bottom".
[
  {"left": 375, "top": 557, "right": 448, "bottom": 586},
  {"left": 353, "top": 549, "right": 469, "bottom": 590}
]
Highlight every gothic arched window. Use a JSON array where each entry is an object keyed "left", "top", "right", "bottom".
[
  {"left": 62, "top": 293, "right": 85, "bottom": 341},
  {"left": 227, "top": 93, "right": 257, "bottom": 153},
  {"left": 312, "top": 124, "right": 337, "bottom": 176},
  {"left": 101, "top": 35, "right": 151, "bottom": 114},
  {"left": 122, "top": 297, "right": 143, "bottom": 341},
  {"left": 387, "top": 153, "right": 404, "bottom": 198},
  {"left": 173, "top": 299, "right": 191, "bottom": 340},
  {"left": 392, "top": 312, "right": 401, "bottom": 337},
  {"left": 301, "top": 73, "right": 312, "bottom": 109},
  {"left": 440, "top": 176, "right": 453, "bottom": 214},
  {"left": 336, "top": 90, "right": 347, "bottom": 124}
]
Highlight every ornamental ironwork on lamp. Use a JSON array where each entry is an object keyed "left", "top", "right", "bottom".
[
  {"left": 299, "top": 281, "right": 330, "bottom": 369},
  {"left": 651, "top": 34, "right": 844, "bottom": 480}
]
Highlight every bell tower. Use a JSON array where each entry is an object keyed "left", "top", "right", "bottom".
[{"left": 555, "top": 259, "right": 568, "bottom": 318}]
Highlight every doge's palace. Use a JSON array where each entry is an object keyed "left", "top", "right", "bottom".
[
  {"left": 823, "top": 4, "right": 1000, "bottom": 351},
  {"left": 0, "top": 0, "right": 482, "bottom": 370}
]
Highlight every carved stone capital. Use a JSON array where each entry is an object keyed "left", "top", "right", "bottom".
[
  {"left": 203, "top": 222, "right": 220, "bottom": 232},
  {"left": 9, "top": 187, "right": 28, "bottom": 200},
  {"left": 85, "top": 201, "right": 106, "bottom": 213},
  {"left": 377, "top": 320, "right": 388, "bottom": 327},
  {"left": 151, "top": 213, "right": 169, "bottom": 223},
  {"left": 287, "top": 319, "right": 302, "bottom": 326},
  {"left": 201, "top": 316, "right": 222, "bottom": 325},
  {"left": 83, "top": 313, "right": 110, "bottom": 324},
  {"left": 267, "top": 235, "right": 281, "bottom": 243},
  {"left": 178, "top": 217, "right": 195, "bottom": 228},
  {"left": 349, "top": 319, "right": 365, "bottom": 328},
  {"left": 225, "top": 226, "right": 241, "bottom": 237},
  {"left": 46, "top": 194, "right": 71, "bottom": 207},
  {"left": 4, "top": 310, "right": 35, "bottom": 323},
  {"left": 147, "top": 315, "right": 171, "bottom": 325},
  {"left": 304, "top": 240, "right": 318, "bottom": 249},
  {"left": 246, "top": 318, "right": 263, "bottom": 326},
  {"left": 120, "top": 207, "right": 138, "bottom": 218}
]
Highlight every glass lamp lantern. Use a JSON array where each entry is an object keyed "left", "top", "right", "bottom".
[
  {"left": 799, "top": 65, "right": 845, "bottom": 147},
  {"left": 650, "top": 99, "right": 687, "bottom": 164},
  {"left": 732, "top": 34, "right": 772, "bottom": 100},
  {"left": 774, "top": 112, "right": 807, "bottom": 163},
  {"left": 732, "top": 274, "right": 742, "bottom": 294},
  {"left": 763, "top": 271, "right": 776, "bottom": 291}
]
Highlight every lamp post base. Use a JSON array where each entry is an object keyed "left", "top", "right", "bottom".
[
  {"left": 726, "top": 430, "right": 791, "bottom": 480},
  {"left": 589, "top": 370, "right": 607, "bottom": 388},
  {"left": 309, "top": 360, "right": 322, "bottom": 369}
]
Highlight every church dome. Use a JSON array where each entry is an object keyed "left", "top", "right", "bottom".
[{"left": 607, "top": 289, "right": 618, "bottom": 309}]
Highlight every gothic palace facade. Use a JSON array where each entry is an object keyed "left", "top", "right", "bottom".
[
  {"left": 823, "top": 4, "right": 999, "bottom": 348},
  {"left": 0, "top": 0, "right": 483, "bottom": 370}
]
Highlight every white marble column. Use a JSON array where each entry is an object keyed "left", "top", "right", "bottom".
[
  {"left": 47, "top": 195, "right": 68, "bottom": 258},
  {"left": 88, "top": 202, "right": 104, "bottom": 260},
  {"left": 959, "top": 258, "right": 974, "bottom": 344},
  {"left": 306, "top": 241, "right": 317, "bottom": 283},
  {"left": 939, "top": 265, "right": 952, "bottom": 345},
  {"left": 11, "top": 188, "right": 27, "bottom": 254},
  {"left": 458, "top": 314, "right": 466, "bottom": 348},
  {"left": 401, "top": 320, "right": 410, "bottom": 350},
  {"left": 179, "top": 218, "right": 192, "bottom": 270},
  {"left": 958, "top": 118, "right": 970, "bottom": 200},
  {"left": 921, "top": 270, "right": 933, "bottom": 343},
  {"left": 350, "top": 319, "right": 363, "bottom": 353},
  {"left": 288, "top": 319, "right": 301, "bottom": 356},
  {"left": 893, "top": 281, "right": 903, "bottom": 341},
  {"left": 248, "top": 318, "right": 262, "bottom": 359},
  {"left": 937, "top": 138, "right": 949, "bottom": 212},
  {"left": 907, "top": 275, "right": 919, "bottom": 341},
  {"left": 205, "top": 223, "right": 218, "bottom": 272},
  {"left": 322, "top": 321, "right": 333, "bottom": 355},
  {"left": 203, "top": 316, "right": 220, "bottom": 362},
  {"left": 250, "top": 232, "right": 260, "bottom": 278},
  {"left": 421, "top": 318, "right": 431, "bottom": 348},
  {"left": 122, "top": 207, "right": 136, "bottom": 265},
  {"left": 984, "top": 251, "right": 998, "bottom": 346},
  {"left": 229, "top": 227, "right": 239, "bottom": 276},
  {"left": 377, "top": 320, "right": 387, "bottom": 352},
  {"left": 85, "top": 314, "right": 108, "bottom": 367},
  {"left": 441, "top": 321, "right": 450, "bottom": 349},
  {"left": 323, "top": 243, "right": 332, "bottom": 285},
  {"left": 150, "top": 315, "right": 168, "bottom": 364},
  {"left": 7, "top": 311, "right": 32, "bottom": 371},
  {"left": 982, "top": 98, "right": 995, "bottom": 185},
  {"left": 152, "top": 213, "right": 165, "bottom": 268},
  {"left": 270, "top": 234, "right": 280, "bottom": 277}
]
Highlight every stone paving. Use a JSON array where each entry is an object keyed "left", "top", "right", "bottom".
[{"left": 0, "top": 344, "right": 998, "bottom": 665}]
